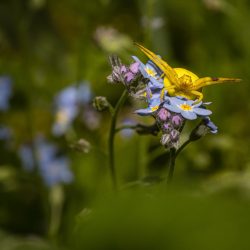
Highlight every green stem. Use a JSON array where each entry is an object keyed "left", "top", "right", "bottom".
[
  {"left": 175, "top": 139, "right": 192, "bottom": 158},
  {"left": 48, "top": 185, "right": 64, "bottom": 240},
  {"left": 167, "top": 148, "right": 176, "bottom": 184},
  {"left": 108, "top": 90, "right": 128, "bottom": 189},
  {"left": 115, "top": 124, "right": 137, "bottom": 132},
  {"left": 166, "top": 138, "right": 192, "bottom": 183},
  {"left": 116, "top": 123, "right": 159, "bottom": 135}
]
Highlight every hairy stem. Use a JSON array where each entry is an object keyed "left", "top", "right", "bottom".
[
  {"left": 108, "top": 90, "right": 128, "bottom": 189},
  {"left": 167, "top": 148, "right": 176, "bottom": 184},
  {"left": 175, "top": 139, "right": 192, "bottom": 158},
  {"left": 166, "top": 138, "right": 192, "bottom": 183}
]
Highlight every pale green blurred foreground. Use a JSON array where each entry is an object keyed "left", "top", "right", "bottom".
[{"left": 73, "top": 187, "right": 250, "bottom": 250}]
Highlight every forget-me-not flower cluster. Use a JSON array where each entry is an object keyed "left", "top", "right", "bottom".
[{"left": 107, "top": 48, "right": 221, "bottom": 148}]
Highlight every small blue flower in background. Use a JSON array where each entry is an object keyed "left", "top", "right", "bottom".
[
  {"left": 0, "top": 76, "right": 12, "bottom": 111},
  {"left": 18, "top": 145, "right": 34, "bottom": 171},
  {"left": 163, "top": 96, "right": 212, "bottom": 120},
  {"left": 52, "top": 81, "right": 92, "bottom": 136},
  {"left": 120, "top": 119, "right": 136, "bottom": 138},
  {"left": 0, "top": 125, "right": 12, "bottom": 141},
  {"left": 19, "top": 136, "right": 73, "bottom": 187},
  {"left": 77, "top": 83, "right": 92, "bottom": 105},
  {"left": 82, "top": 108, "right": 101, "bottom": 130}
]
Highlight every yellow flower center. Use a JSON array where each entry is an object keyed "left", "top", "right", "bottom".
[
  {"left": 56, "top": 109, "right": 69, "bottom": 124},
  {"left": 151, "top": 105, "right": 159, "bottom": 112},
  {"left": 145, "top": 67, "right": 157, "bottom": 78},
  {"left": 179, "top": 103, "right": 192, "bottom": 111}
]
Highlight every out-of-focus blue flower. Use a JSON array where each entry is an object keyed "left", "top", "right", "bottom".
[
  {"left": 82, "top": 108, "right": 101, "bottom": 130},
  {"left": 0, "top": 76, "right": 12, "bottom": 111},
  {"left": 52, "top": 106, "right": 78, "bottom": 136},
  {"left": 0, "top": 125, "right": 12, "bottom": 141},
  {"left": 35, "top": 137, "right": 73, "bottom": 186},
  {"left": 19, "top": 136, "right": 73, "bottom": 187},
  {"left": 120, "top": 119, "right": 136, "bottom": 138},
  {"left": 18, "top": 145, "right": 34, "bottom": 171},
  {"left": 203, "top": 117, "right": 218, "bottom": 134},
  {"left": 52, "top": 82, "right": 92, "bottom": 136},
  {"left": 163, "top": 97, "right": 212, "bottom": 120},
  {"left": 77, "top": 83, "right": 92, "bottom": 105},
  {"left": 39, "top": 155, "right": 72, "bottom": 187}
]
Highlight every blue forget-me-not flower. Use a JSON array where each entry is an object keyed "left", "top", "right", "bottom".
[
  {"left": 0, "top": 76, "right": 12, "bottom": 111},
  {"left": 52, "top": 82, "right": 92, "bottom": 136},
  {"left": 19, "top": 136, "right": 73, "bottom": 187}
]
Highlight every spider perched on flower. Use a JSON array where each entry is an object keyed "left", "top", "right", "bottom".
[{"left": 135, "top": 43, "right": 241, "bottom": 102}]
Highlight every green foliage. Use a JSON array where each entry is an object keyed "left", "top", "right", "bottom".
[{"left": 0, "top": 0, "right": 250, "bottom": 249}]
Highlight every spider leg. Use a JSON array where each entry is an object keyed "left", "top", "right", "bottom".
[
  {"left": 193, "top": 77, "right": 241, "bottom": 90},
  {"left": 165, "top": 85, "right": 177, "bottom": 96},
  {"left": 135, "top": 43, "right": 180, "bottom": 87},
  {"left": 190, "top": 90, "right": 203, "bottom": 103}
]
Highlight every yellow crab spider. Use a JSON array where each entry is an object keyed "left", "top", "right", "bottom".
[{"left": 135, "top": 43, "right": 241, "bottom": 102}]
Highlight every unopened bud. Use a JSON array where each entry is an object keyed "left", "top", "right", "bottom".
[
  {"left": 171, "top": 115, "right": 183, "bottom": 128},
  {"left": 160, "top": 133, "right": 171, "bottom": 146},
  {"left": 162, "top": 122, "right": 172, "bottom": 133},
  {"left": 70, "top": 138, "right": 91, "bottom": 153},
  {"left": 157, "top": 108, "right": 171, "bottom": 122},
  {"left": 170, "top": 129, "right": 180, "bottom": 142},
  {"left": 189, "top": 123, "right": 209, "bottom": 141},
  {"left": 93, "top": 96, "right": 110, "bottom": 111}
]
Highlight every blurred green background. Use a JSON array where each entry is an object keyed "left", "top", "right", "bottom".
[{"left": 0, "top": 0, "right": 250, "bottom": 249}]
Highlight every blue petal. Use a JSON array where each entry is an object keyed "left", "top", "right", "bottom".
[
  {"left": 181, "top": 111, "right": 197, "bottom": 120},
  {"left": 77, "top": 82, "right": 92, "bottom": 104},
  {"left": 193, "top": 107, "right": 212, "bottom": 116},
  {"left": 204, "top": 117, "right": 218, "bottom": 134},
  {"left": 186, "top": 99, "right": 195, "bottom": 106},
  {"left": 170, "top": 97, "right": 185, "bottom": 106},
  {"left": 192, "top": 101, "right": 202, "bottom": 108},
  {"left": 149, "top": 99, "right": 161, "bottom": 109},
  {"left": 134, "top": 108, "right": 154, "bottom": 116},
  {"left": 148, "top": 78, "right": 163, "bottom": 89},
  {"left": 146, "top": 60, "right": 163, "bottom": 76},
  {"left": 132, "top": 56, "right": 148, "bottom": 78},
  {"left": 132, "top": 56, "right": 144, "bottom": 65},
  {"left": 163, "top": 103, "right": 181, "bottom": 113}
]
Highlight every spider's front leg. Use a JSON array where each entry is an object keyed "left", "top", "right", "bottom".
[
  {"left": 165, "top": 85, "right": 177, "bottom": 96},
  {"left": 190, "top": 90, "right": 203, "bottom": 103}
]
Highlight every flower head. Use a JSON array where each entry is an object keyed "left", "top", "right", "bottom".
[
  {"left": 19, "top": 136, "right": 73, "bottom": 187},
  {"left": 0, "top": 76, "right": 12, "bottom": 111},
  {"left": 132, "top": 56, "right": 163, "bottom": 90},
  {"left": 134, "top": 92, "right": 161, "bottom": 116},
  {"left": 0, "top": 125, "right": 12, "bottom": 141},
  {"left": 107, "top": 55, "right": 140, "bottom": 85},
  {"left": 163, "top": 97, "right": 212, "bottom": 120},
  {"left": 52, "top": 82, "right": 92, "bottom": 136}
]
